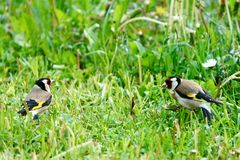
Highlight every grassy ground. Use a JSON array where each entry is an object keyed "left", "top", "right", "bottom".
[{"left": 0, "top": 0, "right": 240, "bottom": 159}]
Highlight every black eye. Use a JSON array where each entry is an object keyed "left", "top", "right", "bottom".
[
  {"left": 165, "top": 79, "right": 171, "bottom": 84},
  {"left": 47, "top": 80, "right": 51, "bottom": 85},
  {"left": 165, "top": 79, "right": 172, "bottom": 89}
]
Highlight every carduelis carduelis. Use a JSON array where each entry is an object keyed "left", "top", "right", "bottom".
[
  {"left": 17, "top": 78, "right": 53, "bottom": 120},
  {"left": 162, "top": 76, "right": 221, "bottom": 122}
]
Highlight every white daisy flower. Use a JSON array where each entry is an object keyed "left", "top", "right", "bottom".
[
  {"left": 172, "top": 15, "right": 183, "bottom": 22},
  {"left": 202, "top": 58, "right": 217, "bottom": 68}
]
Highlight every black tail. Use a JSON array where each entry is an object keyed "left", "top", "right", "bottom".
[
  {"left": 200, "top": 90, "right": 222, "bottom": 106},
  {"left": 17, "top": 109, "right": 27, "bottom": 116},
  {"left": 201, "top": 108, "right": 213, "bottom": 123}
]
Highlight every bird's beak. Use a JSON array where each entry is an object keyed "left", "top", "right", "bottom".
[
  {"left": 161, "top": 82, "right": 167, "bottom": 88},
  {"left": 50, "top": 80, "right": 55, "bottom": 85}
]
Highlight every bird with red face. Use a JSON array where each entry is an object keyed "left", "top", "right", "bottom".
[{"left": 162, "top": 76, "right": 221, "bottom": 122}]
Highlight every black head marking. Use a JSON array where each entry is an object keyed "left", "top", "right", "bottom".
[
  {"left": 176, "top": 77, "right": 181, "bottom": 87},
  {"left": 165, "top": 76, "right": 181, "bottom": 89},
  {"left": 35, "top": 78, "right": 51, "bottom": 91}
]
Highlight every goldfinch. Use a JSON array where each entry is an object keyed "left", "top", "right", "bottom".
[
  {"left": 17, "top": 78, "right": 53, "bottom": 120},
  {"left": 162, "top": 76, "right": 221, "bottom": 122}
]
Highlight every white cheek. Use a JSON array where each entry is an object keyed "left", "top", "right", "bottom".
[
  {"left": 171, "top": 81, "right": 178, "bottom": 91},
  {"left": 42, "top": 79, "right": 50, "bottom": 92},
  {"left": 45, "top": 84, "right": 50, "bottom": 92}
]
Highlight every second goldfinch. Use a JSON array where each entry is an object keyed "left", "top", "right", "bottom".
[
  {"left": 162, "top": 76, "right": 221, "bottom": 122},
  {"left": 17, "top": 78, "right": 53, "bottom": 120}
]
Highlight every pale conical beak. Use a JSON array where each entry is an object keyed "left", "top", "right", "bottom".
[
  {"left": 50, "top": 80, "right": 55, "bottom": 85},
  {"left": 161, "top": 82, "right": 167, "bottom": 88}
]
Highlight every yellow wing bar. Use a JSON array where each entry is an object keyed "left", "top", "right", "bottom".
[
  {"left": 187, "top": 93, "right": 207, "bottom": 102},
  {"left": 32, "top": 101, "right": 45, "bottom": 110}
]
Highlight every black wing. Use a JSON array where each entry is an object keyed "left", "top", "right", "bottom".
[
  {"left": 17, "top": 96, "right": 52, "bottom": 116},
  {"left": 17, "top": 99, "right": 39, "bottom": 116},
  {"left": 176, "top": 90, "right": 194, "bottom": 100},
  {"left": 196, "top": 91, "right": 221, "bottom": 105},
  {"left": 43, "top": 95, "right": 52, "bottom": 106}
]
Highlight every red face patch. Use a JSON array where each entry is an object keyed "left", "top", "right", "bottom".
[{"left": 165, "top": 77, "right": 172, "bottom": 89}]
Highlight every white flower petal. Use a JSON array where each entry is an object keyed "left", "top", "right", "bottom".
[{"left": 202, "top": 59, "right": 217, "bottom": 68}]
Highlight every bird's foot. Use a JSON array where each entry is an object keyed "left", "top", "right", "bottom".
[{"left": 33, "top": 115, "right": 40, "bottom": 125}]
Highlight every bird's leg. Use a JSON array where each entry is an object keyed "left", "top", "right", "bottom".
[
  {"left": 201, "top": 108, "right": 212, "bottom": 124},
  {"left": 33, "top": 115, "right": 40, "bottom": 125}
]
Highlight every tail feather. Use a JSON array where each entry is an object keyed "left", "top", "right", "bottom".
[
  {"left": 17, "top": 102, "right": 29, "bottom": 116},
  {"left": 201, "top": 90, "right": 222, "bottom": 106},
  {"left": 17, "top": 109, "right": 27, "bottom": 116}
]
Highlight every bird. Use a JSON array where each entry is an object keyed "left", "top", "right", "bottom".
[
  {"left": 17, "top": 78, "right": 53, "bottom": 121},
  {"left": 162, "top": 76, "right": 221, "bottom": 122}
]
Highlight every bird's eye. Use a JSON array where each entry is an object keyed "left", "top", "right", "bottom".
[
  {"left": 47, "top": 80, "right": 51, "bottom": 85},
  {"left": 165, "top": 78, "right": 171, "bottom": 83}
]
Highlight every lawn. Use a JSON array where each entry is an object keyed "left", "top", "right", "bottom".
[{"left": 0, "top": 0, "right": 240, "bottom": 159}]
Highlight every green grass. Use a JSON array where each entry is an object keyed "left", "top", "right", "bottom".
[{"left": 0, "top": 0, "right": 240, "bottom": 159}]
